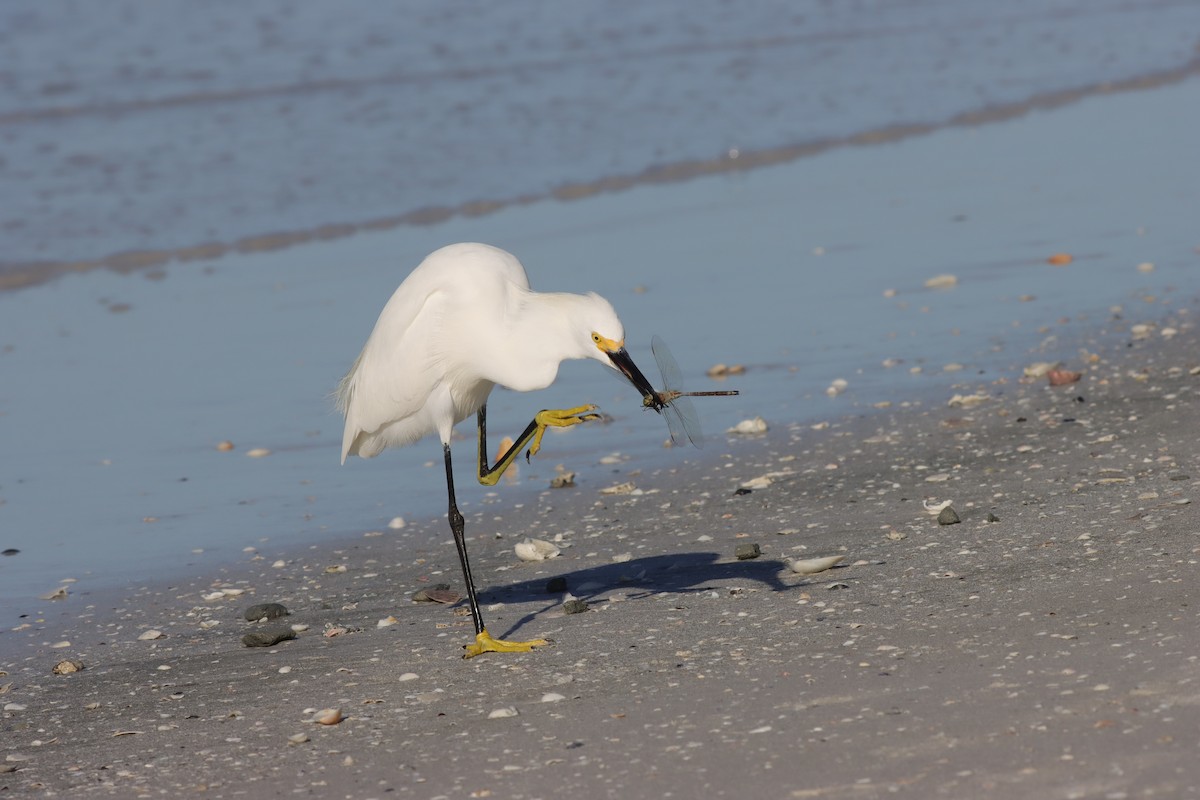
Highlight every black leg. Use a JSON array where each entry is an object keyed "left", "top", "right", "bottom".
[{"left": 444, "top": 442, "right": 484, "bottom": 635}]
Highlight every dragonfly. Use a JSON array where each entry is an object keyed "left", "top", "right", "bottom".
[{"left": 642, "top": 334, "right": 739, "bottom": 447}]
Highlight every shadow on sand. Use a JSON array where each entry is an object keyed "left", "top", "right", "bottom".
[{"left": 476, "top": 551, "right": 814, "bottom": 640}]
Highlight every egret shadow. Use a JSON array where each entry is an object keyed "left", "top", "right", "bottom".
[{"left": 476, "top": 551, "right": 804, "bottom": 640}]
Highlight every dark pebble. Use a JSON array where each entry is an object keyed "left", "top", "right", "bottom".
[
  {"left": 1, "top": 548, "right": 18, "bottom": 557},
  {"left": 937, "top": 507, "right": 961, "bottom": 525},
  {"left": 986, "top": 512, "right": 1000, "bottom": 523},
  {"left": 241, "top": 627, "right": 296, "bottom": 648},
  {"left": 243, "top": 602, "right": 289, "bottom": 622},
  {"left": 546, "top": 577, "right": 568, "bottom": 593},
  {"left": 562, "top": 599, "right": 589, "bottom": 615},
  {"left": 1170, "top": 474, "right": 1191, "bottom": 481},
  {"left": 735, "top": 542, "right": 762, "bottom": 560},
  {"left": 733, "top": 487, "right": 752, "bottom": 496}
]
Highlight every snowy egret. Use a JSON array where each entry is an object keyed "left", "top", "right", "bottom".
[{"left": 336, "top": 242, "right": 657, "bottom": 657}]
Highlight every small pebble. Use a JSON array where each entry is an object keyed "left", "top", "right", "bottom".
[
  {"left": 1, "top": 548, "right": 18, "bottom": 557},
  {"left": 243, "top": 603, "right": 290, "bottom": 622},
  {"left": 52, "top": 659, "right": 84, "bottom": 675},
  {"left": 937, "top": 507, "right": 961, "bottom": 525},
  {"left": 288, "top": 733, "right": 309, "bottom": 744},
  {"left": 734, "top": 543, "right": 762, "bottom": 560},
  {"left": 986, "top": 512, "right": 1000, "bottom": 523},
  {"left": 241, "top": 627, "right": 297, "bottom": 648},
  {"left": 216, "top": 440, "right": 235, "bottom": 452},
  {"left": 310, "top": 708, "right": 343, "bottom": 725}
]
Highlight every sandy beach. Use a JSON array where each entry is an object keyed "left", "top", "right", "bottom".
[
  {"left": 3, "top": 291, "right": 1197, "bottom": 798},
  {"left": 4, "top": 5, "right": 1200, "bottom": 798}
]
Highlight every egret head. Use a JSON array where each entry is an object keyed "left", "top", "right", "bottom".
[{"left": 581, "top": 294, "right": 656, "bottom": 402}]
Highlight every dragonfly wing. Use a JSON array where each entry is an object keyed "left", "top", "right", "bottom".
[{"left": 652, "top": 335, "right": 704, "bottom": 447}]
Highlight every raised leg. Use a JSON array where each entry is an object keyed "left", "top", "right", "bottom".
[
  {"left": 443, "top": 442, "right": 550, "bottom": 659},
  {"left": 476, "top": 403, "right": 601, "bottom": 487}
]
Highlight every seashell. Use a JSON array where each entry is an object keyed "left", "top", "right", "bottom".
[
  {"left": 52, "top": 659, "right": 84, "bottom": 675},
  {"left": 324, "top": 564, "right": 347, "bottom": 574},
  {"left": 246, "top": 447, "right": 271, "bottom": 458},
  {"left": 376, "top": 616, "right": 399, "bottom": 628},
  {"left": 788, "top": 555, "right": 844, "bottom": 575},
  {"left": 137, "top": 630, "right": 165, "bottom": 641},
  {"left": 740, "top": 475, "right": 773, "bottom": 490},
  {"left": 288, "top": 733, "right": 310, "bottom": 744},
  {"left": 1046, "top": 253, "right": 1073, "bottom": 265},
  {"left": 309, "top": 708, "right": 343, "bottom": 725},
  {"left": 826, "top": 378, "right": 848, "bottom": 397},
  {"left": 40, "top": 586, "right": 69, "bottom": 601},
  {"left": 924, "top": 273, "right": 958, "bottom": 288},
  {"left": 388, "top": 516, "right": 406, "bottom": 529},
  {"left": 922, "top": 498, "right": 953, "bottom": 515},
  {"left": 947, "top": 392, "right": 989, "bottom": 408},
  {"left": 1047, "top": 369, "right": 1082, "bottom": 386},
  {"left": 515, "top": 538, "right": 560, "bottom": 562},
  {"left": 215, "top": 440, "right": 235, "bottom": 452},
  {"left": 541, "top": 693, "right": 566, "bottom": 703},
  {"left": 728, "top": 416, "right": 768, "bottom": 435},
  {"left": 1023, "top": 361, "right": 1060, "bottom": 378},
  {"left": 549, "top": 471, "right": 576, "bottom": 489},
  {"left": 487, "top": 706, "right": 519, "bottom": 719},
  {"left": 398, "top": 672, "right": 419, "bottom": 682},
  {"left": 599, "top": 481, "right": 636, "bottom": 495}
]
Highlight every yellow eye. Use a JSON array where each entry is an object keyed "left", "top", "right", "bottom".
[{"left": 591, "top": 333, "right": 601, "bottom": 343}]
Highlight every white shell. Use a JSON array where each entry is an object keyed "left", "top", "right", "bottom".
[
  {"left": 728, "top": 416, "right": 768, "bottom": 435},
  {"left": 137, "top": 630, "right": 165, "bottom": 641},
  {"left": 488, "top": 707, "right": 519, "bottom": 719},
  {"left": 515, "top": 538, "right": 560, "bottom": 562},
  {"left": 788, "top": 555, "right": 845, "bottom": 575},
  {"left": 922, "top": 498, "right": 953, "bottom": 515}
]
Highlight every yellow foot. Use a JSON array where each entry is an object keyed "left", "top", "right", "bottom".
[
  {"left": 462, "top": 628, "right": 550, "bottom": 659},
  {"left": 529, "top": 405, "right": 601, "bottom": 457}
]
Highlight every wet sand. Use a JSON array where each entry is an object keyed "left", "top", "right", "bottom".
[{"left": 3, "top": 296, "right": 1197, "bottom": 798}]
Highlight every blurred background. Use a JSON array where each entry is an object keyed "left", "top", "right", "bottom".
[{"left": 2, "top": 1, "right": 1199, "bottom": 603}]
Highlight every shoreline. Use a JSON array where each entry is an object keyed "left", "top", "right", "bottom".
[{"left": 3, "top": 294, "right": 1197, "bottom": 798}]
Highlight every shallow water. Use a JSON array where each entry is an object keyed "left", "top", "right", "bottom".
[{"left": 1, "top": 4, "right": 1199, "bottom": 605}]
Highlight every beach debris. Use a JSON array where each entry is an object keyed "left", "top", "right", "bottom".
[
  {"left": 884, "top": 528, "right": 908, "bottom": 541},
  {"left": 826, "top": 581, "right": 850, "bottom": 590},
  {"left": 388, "top": 516, "right": 406, "bottom": 529},
  {"left": 1047, "top": 369, "right": 1082, "bottom": 386},
  {"left": 1023, "top": 361, "right": 1060, "bottom": 378},
  {"left": 735, "top": 543, "right": 762, "bottom": 560},
  {"left": 550, "top": 468, "right": 576, "bottom": 488},
  {"left": 323, "top": 623, "right": 357, "bottom": 637},
  {"left": 562, "top": 599, "right": 589, "bottom": 615},
  {"left": 987, "top": 512, "right": 1001, "bottom": 523},
  {"left": 52, "top": 659, "right": 85, "bottom": 675},
  {"left": 399, "top": 672, "right": 419, "bottom": 682},
  {"left": 288, "top": 733, "right": 310, "bottom": 745},
  {"left": 244, "top": 602, "right": 289, "bottom": 622},
  {"left": 728, "top": 416, "right": 768, "bottom": 435},
  {"left": 488, "top": 707, "right": 519, "bottom": 719},
  {"left": 826, "top": 378, "right": 849, "bottom": 397},
  {"left": 413, "top": 585, "right": 460, "bottom": 604},
  {"left": 1136, "top": 261, "right": 1155, "bottom": 273},
  {"left": 137, "top": 629, "right": 166, "bottom": 641},
  {"left": 242, "top": 627, "right": 296, "bottom": 648},
  {"left": 937, "top": 506, "right": 962, "bottom": 525},
  {"left": 199, "top": 619, "right": 220, "bottom": 630},
  {"left": 923, "top": 498, "right": 953, "bottom": 515},
  {"left": 216, "top": 440, "right": 235, "bottom": 452},
  {"left": 788, "top": 555, "right": 844, "bottom": 575},
  {"left": 1047, "top": 252, "right": 1073, "bottom": 265},
  {"left": 246, "top": 447, "right": 271, "bottom": 458},
  {"left": 707, "top": 363, "right": 745, "bottom": 378},
  {"left": 948, "top": 392, "right": 989, "bottom": 408},
  {"left": 3, "top": 703, "right": 27, "bottom": 712},
  {"left": 515, "top": 538, "right": 560, "bottom": 562},
  {"left": 308, "top": 708, "right": 344, "bottom": 726},
  {"left": 740, "top": 475, "right": 773, "bottom": 491},
  {"left": 1131, "top": 323, "right": 1153, "bottom": 340},
  {"left": 376, "top": 616, "right": 399, "bottom": 628},
  {"left": 2, "top": 548, "right": 19, "bottom": 557},
  {"left": 546, "top": 577, "right": 568, "bottom": 593},
  {"left": 924, "top": 273, "right": 958, "bottom": 288},
  {"left": 40, "top": 586, "right": 69, "bottom": 601},
  {"left": 599, "top": 481, "right": 637, "bottom": 495},
  {"left": 541, "top": 692, "right": 567, "bottom": 703},
  {"left": 324, "top": 564, "right": 347, "bottom": 574}
]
